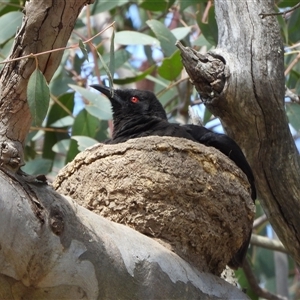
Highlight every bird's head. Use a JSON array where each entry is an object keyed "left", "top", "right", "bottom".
[{"left": 90, "top": 85, "right": 167, "bottom": 121}]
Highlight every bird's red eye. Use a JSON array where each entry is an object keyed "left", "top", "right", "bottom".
[{"left": 130, "top": 96, "right": 139, "bottom": 103}]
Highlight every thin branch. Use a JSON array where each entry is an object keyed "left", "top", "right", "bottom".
[
  {"left": 285, "top": 86, "right": 300, "bottom": 103},
  {"left": 250, "top": 234, "right": 288, "bottom": 254},
  {"left": 30, "top": 127, "right": 68, "bottom": 133},
  {"left": 50, "top": 94, "right": 74, "bottom": 117},
  {"left": 284, "top": 52, "right": 300, "bottom": 76},
  {"left": 243, "top": 259, "right": 288, "bottom": 300},
  {"left": 259, "top": 2, "right": 300, "bottom": 19},
  {"left": 253, "top": 214, "right": 268, "bottom": 229},
  {"left": 0, "top": 22, "right": 115, "bottom": 65}
]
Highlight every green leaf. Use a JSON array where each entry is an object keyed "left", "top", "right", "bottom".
[
  {"left": 202, "top": 107, "right": 212, "bottom": 125},
  {"left": 50, "top": 116, "right": 74, "bottom": 128},
  {"left": 21, "top": 158, "right": 52, "bottom": 175},
  {"left": 158, "top": 50, "right": 182, "bottom": 81},
  {"left": 171, "top": 27, "right": 191, "bottom": 41},
  {"left": 52, "top": 139, "right": 70, "bottom": 155},
  {"left": 192, "top": 34, "right": 213, "bottom": 48},
  {"left": 140, "top": 0, "right": 168, "bottom": 11},
  {"left": 286, "top": 103, "right": 300, "bottom": 131},
  {"left": 146, "top": 20, "right": 177, "bottom": 57},
  {"left": 66, "top": 109, "right": 107, "bottom": 162},
  {"left": 97, "top": 50, "right": 114, "bottom": 90},
  {"left": 85, "top": 105, "right": 110, "bottom": 120},
  {"left": 72, "top": 136, "right": 98, "bottom": 151},
  {"left": 109, "top": 29, "right": 115, "bottom": 76},
  {"left": 78, "top": 39, "right": 89, "bottom": 62},
  {"left": 91, "top": 0, "right": 128, "bottom": 14},
  {"left": 69, "top": 84, "right": 112, "bottom": 120},
  {"left": 101, "top": 49, "right": 131, "bottom": 71},
  {"left": 113, "top": 65, "right": 156, "bottom": 85},
  {"left": 114, "top": 31, "right": 160, "bottom": 46},
  {"left": 0, "top": 11, "right": 22, "bottom": 44},
  {"left": 197, "top": 6, "right": 218, "bottom": 46},
  {"left": 27, "top": 68, "right": 50, "bottom": 127},
  {"left": 179, "top": 0, "right": 207, "bottom": 11},
  {"left": 42, "top": 92, "right": 74, "bottom": 160}
]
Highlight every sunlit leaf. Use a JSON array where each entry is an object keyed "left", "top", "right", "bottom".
[
  {"left": 113, "top": 65, "right": 156, "bottom": 85},
  {"left": 146, "top": 20, "right": 177, "bottom": 56},
  {"left": 115, "top": 31, "right": 160, "bottom": 46},
  {"left": 27, "top": 68, "right": 50, "bottom": 127},
  {"left": 72, "top": 135, "right": 98, "bottom": 151},
  {"left": 69, "top": 84, "right": 112, "bottom": 120},
  {"left": 50, "top": 116, "right": 74, "bottom": 128},
  {"left": 171, "top": 27, "right": 191, "bottom": 41},
  {"left": 52, "top": 139, "right": 70, "bottom": 155}
]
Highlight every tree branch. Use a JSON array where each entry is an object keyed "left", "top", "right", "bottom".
[{"left": 177, "top": 0, "right": 300, "bottom": 267}]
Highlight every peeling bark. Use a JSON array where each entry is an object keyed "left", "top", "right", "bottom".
[{"left": 177, "top": 0, "right": 300, "bottom": 265}]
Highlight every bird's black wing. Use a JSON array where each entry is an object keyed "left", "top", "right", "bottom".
[{"left": 108, "top": 116, "right": 196, "bottom": 144}]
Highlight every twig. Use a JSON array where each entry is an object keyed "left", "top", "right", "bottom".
[
  {"left": 259, "top": 2, "right": 300, "bottom": 19},
  {"left": 253, "top": 214, "right": 268, "bottom": 229},
  {"left": 285, "top": 52, "right": 300, "bottom": 76},
  {"left": 0, "top": 22, "right": 115, "bottom": 65},
  {"left": 250, "top": 234, "right": 288, "bottom": 254},
  {"left": 30, "top": 127, "right": 68, "bottom": 133},
  {"left": 285, "top": 86, "right": 300, "bottom": 103},
  {"left": 50, "top": 94, "right": 74, "bottom": 117},
  {"left": 243, "top": 259, "right": 288, "bottom": 300}
]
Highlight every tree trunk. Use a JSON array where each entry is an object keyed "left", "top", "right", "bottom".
[
  {"left": 177, "top": 0, "right": 300, "bottom": 265},
  {"left": 0, "top": 0, "right": 251, "bottom": 299},
  {"left": 0, "top": 0, "right": 93, "bottom": 170}
]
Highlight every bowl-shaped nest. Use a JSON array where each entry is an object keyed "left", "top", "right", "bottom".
[{"left": 53, "top": 136, "right": 255, "bottom": 275}]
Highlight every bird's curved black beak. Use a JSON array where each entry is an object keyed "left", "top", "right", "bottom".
[{"left": 90, "top": 84, "right": 117, "bottom": 102}]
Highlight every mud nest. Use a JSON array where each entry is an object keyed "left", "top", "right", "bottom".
[{"left": 53, "top": 136, "right": 255, "bottom": 275}]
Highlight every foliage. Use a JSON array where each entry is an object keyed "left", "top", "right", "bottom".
[{"left": 0, "top": 0, "right": 300, "bottom": 298}]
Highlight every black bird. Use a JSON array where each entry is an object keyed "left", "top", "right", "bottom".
[{"left": 90, "top": 84, "right": 256, "bottom": 268}]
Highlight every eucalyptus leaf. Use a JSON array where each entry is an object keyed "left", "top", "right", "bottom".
[
  {"left": 115, "top": 31, "right": 160, "bottom": 46},
  {"left": 146, "top": 20, "right": 177, "bottom": 57},
  {"left": 69, "top": 84, "right": 112, "bottom": 120},
  {"left": 0, "top": 11, "right": 22, "bottom": 44},
  {"left": 50, "top": 116, "right": 74, "bottom": 128},
  {"left": 72, "top": 135, "right": 98, "bottom": 151},
  {"left": 171, "top": 27, "right": 191, "bottom": 41},
  {"left": 21, "top": 158, "right": 52, "bottom": 175},
  {"left": 27, "top": 68, "right": 50, "bottom": 127},
  {"left": 97, "top": 51, "right": 114, "bottom": 90},
  {"left": 114, "top": 65, "right": 156, "bottom": 85},
  {"left": 52, "top": 139, "right": 70, "bottom": 155},
  {"left": 158, "top": 50, "right": 182, "bottom": 81}
]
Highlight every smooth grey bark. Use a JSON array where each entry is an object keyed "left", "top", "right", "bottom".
[
  {"left": 178, "top": 0, "right": 300, "bottom": 265},
  {"left": 0, "top": 0, "right": 93, "bottom": 172},
  {"left": 0, "top": 169, "right": 249, "bottom": 300},
  {"left": 0, "top": 1, "right": 250, "bottom": 299}
]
